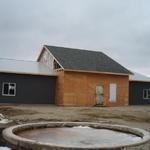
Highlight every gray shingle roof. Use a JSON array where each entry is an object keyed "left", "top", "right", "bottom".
[{"left": 45, "top": 45, "right": 132, "bottom": 75}]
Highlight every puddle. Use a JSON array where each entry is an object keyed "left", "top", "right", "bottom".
[{"left": 18, "top": 127, "right": 142, "bottom": 148}]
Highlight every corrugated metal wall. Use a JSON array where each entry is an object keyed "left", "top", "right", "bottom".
[
  {"left": 0, "top": 73, "right": 56, "bottom": 104},
  {"left": 129, "top": 81, "right": 150, "bottom": 105}
]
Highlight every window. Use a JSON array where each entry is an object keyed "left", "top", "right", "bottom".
[
  {"left": 143, "top": 89, "right": 150, "bottom": 99},
  {"left": 109, "top": 83, "right": 117, "bottom": 102},
  {"left": 2, "top": 83, "right": 16, "bottom": 96}
]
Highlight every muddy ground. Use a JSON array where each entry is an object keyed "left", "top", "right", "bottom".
[{"left": 0, "top": 104, "right": 150, "bottom": 150}]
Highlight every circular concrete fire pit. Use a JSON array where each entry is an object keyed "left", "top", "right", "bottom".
[{"left": 2, "top": 122, "right": 150, "bottom": 150}]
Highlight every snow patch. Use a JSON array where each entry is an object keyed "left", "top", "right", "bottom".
[
  {"left": 72, "top": 126, "right": 91, "bottom": 129},
  {"left": 0, "top": 147, "right": 11, "bottom": 150},
  {"left": 0, "top": 114, "right": 12, "bottom": 124}
]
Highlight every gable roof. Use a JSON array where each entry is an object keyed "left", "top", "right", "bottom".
[
  {"left": 45, "top": 45, "right": 132, "bottom": 75},
  {"left": 129, "top": 72, "right": 150, "bottom": 82},
  {"left": 0, "top": 58, "right": 56, "bottom": 76}
]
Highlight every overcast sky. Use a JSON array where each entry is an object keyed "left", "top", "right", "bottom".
[{"left": 0, "top": 0, "right": 150, "bottom": 76}]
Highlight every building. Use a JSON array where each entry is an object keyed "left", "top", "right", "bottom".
[
  {"left": 129, "top": 72, "right": 150, "bottom": 105},
  {"left": 0, "top": 59, "right": 56, "bottom": 104},
  {"left": 0, "top": 45, "right": 133, "bottom": 106},
  {"left": 38, "top": 45, "right": 132, "bottom": 106}
]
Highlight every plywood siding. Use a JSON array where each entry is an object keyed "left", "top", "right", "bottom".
[
  {"left": 56, "top": 71, "right": 129, "bottom": 106},
  {"left": 55, "top": 71, "right": 64, "bottom": 105},
  {"left": 129, "top": 81, "right": 150, "bottom": 105}
]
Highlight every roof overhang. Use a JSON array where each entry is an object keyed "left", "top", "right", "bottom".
[
  {"left": 129, "top": 80, "right": 150, "bottom": 83},
  {"left": 129, "top": 72, "right": 150, "bottom": 83},
  {"left": 64, "top": 69, "right": 130, "bottom": 76},
  {"left": 0, "top": 70, "right": 57, "bottom": 77}
]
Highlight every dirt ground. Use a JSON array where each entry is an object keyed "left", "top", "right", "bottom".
[{"left": 0, "top": 104, "right": 150, "bottom": 150}]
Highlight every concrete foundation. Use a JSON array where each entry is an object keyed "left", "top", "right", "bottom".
[{"left": 2, "top": 122, "right": 150, "bottom": 150}]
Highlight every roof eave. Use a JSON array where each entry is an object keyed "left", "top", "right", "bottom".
[
  {"left": 64, "top": 69, "right": 131, "bottom": 76},
  {"left": 129, "top": 80, "right": 150, "bottom": 83},
  {"left": 0, "top": 70, "right": 57, "bottom": 77}
]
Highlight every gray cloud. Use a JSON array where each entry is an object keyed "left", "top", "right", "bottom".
[{"left": 0, "top": 0, "right": 150, "bottom": 76}]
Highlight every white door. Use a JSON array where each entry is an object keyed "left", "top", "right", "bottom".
[
  {"left": 109, "top": 83, "right": 117, "bottom": 102},
  {"left": 96, "top": 85, "right": 103, "bottom": 104}
]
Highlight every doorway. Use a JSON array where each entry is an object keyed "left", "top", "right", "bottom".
[
  {"left": 109, "top": 83, "right": 117, "bottom": 102},
  {"left": 96, "top": 85, "right": 103, "bottom": 105}
]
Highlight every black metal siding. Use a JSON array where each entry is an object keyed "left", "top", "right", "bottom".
[
  {"left": 0, "top": 73, "right": 56, "bottom": 104},
  {"left": 129, "top": 81, "right": 150, "bottom": 105}
]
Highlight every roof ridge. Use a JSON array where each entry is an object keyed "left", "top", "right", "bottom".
[{"left": 45, "top": 45, "right": 103, "bottom": 53}]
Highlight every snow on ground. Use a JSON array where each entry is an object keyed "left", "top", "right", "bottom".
[
  {"left": 0, "top": 114, "right": 12, "bottom": 124},
  {"left": 0, "top": 147, "right": 11, "bottom": 150}
]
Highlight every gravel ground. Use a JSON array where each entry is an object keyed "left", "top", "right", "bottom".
[{"left": 0, "top": 104, "right": 150, "bottom": 150}]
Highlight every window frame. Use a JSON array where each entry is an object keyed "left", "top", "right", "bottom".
[
  {"left": 2, "top": 82, "right": 16, "bottom": 96},
  {"left": 143, "top": 89, "right": 150, "bottom": 99}
]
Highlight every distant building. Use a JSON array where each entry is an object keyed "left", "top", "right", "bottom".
[{"left": 129, "top": 72, "right": 150, "bottom": 105}]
